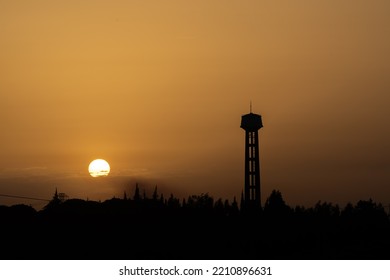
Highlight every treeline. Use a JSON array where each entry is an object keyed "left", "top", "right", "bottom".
[{"left": 0, "top": 188, "right": 389, "bottom": 260}]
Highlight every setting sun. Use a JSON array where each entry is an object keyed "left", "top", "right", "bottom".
[{"left": 88, "top": 159, "right": 110, "bottom": 178}]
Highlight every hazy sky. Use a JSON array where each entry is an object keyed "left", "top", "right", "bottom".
[{"left": 1, "top": 0, "right": 390, "bottom": 209}]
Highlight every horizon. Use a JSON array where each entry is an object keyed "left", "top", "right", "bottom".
[{"left": 1, "top": 175, "right": 389, "bottom": 212}]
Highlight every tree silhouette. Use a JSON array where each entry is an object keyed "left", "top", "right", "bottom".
[
  {"left": 1, "top": 187, "right": 390, "bottom": 260},
  {"left": 43, "top": 188, "right": 61, "bottom": 211},
  {"left": 264, "top": 189, "right": 290, "bottom": 216},
  {"left": 152, "top": 186, "right": 158, "bottom": 201},
  {"left": 133, "top": 183, "right": 140, "bottom": 201}
]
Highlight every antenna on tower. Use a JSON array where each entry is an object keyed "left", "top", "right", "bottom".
[{"left": 250, "top": 101, "right": 252, "bottom": 113}]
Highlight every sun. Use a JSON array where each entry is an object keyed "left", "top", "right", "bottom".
[{"left": 88, "top": 159, "right": 110, "bottom": 177}]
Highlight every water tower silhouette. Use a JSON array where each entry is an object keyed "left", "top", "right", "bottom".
[{"left": 240, "top": 108, "right": 263, "bottom": 210}]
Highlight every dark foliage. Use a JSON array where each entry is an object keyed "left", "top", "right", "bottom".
[{"left": 1, "top": 189, "right": 389, "bottom": 260}]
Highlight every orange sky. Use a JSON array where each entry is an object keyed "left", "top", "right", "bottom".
[{"left": 1, "top": 0, "right": 390, "bottom": 209}]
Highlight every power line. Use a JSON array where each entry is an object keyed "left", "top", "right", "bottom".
[{"left": 0, "top": 194, "right": 50, "bottom": 202}]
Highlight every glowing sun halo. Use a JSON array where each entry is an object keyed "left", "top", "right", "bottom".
[{"left": 89, "top": 159, "right": 110, "bottom": 177}]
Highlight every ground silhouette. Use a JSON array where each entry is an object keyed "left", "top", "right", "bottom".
[{"left": 1, "top": 187, "right": 389, "bottom": 260}]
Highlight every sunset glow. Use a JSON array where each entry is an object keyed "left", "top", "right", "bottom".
[
  {"left": 0, "top": 1, "right": 389, "bottom": 208},
  {"left": 88, "top": 159, "right": 110, "bottom": 178}
]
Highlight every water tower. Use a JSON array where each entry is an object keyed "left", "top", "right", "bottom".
[{"left": 240, "top": 109, "right": 263, "bottom": 210}]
